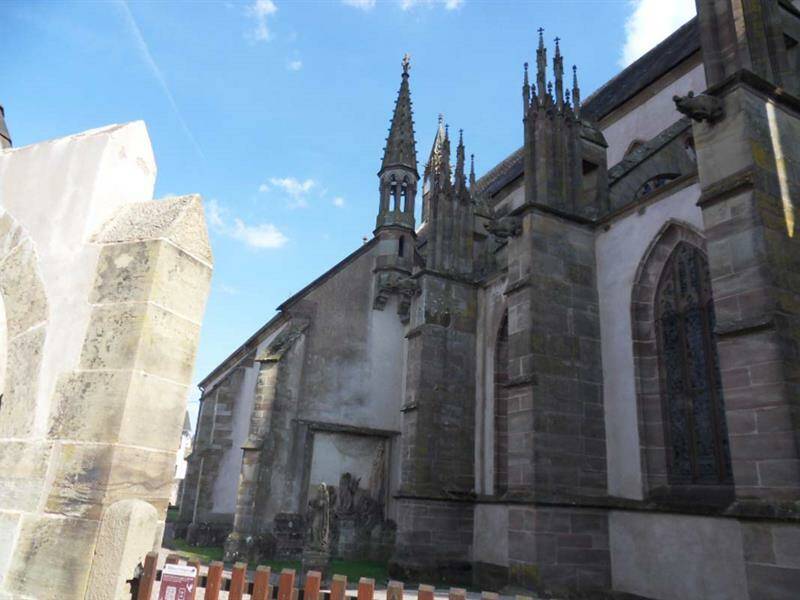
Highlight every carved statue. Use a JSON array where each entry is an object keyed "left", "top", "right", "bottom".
[
  {"left": 485, "top": 215, "right": 522, "bottom": 239},
  {"left": 673, "top": 91, "right": 723, "bottom": 124},
  {"left": 336, "top": 472, "right": 360, "bottom": 516},
  {"left": 307, "top": 483, "right": 332, "bottom": 552},
  {"left": 367, "top": 443, "right": 387, "bottom": 501},
  {"left": 396, "top": 276, "right": 420, "bottom": 297}
]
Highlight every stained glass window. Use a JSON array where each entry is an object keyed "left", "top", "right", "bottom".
[{"left": 656, "top": 243, "right": 732, "bottom": 486}]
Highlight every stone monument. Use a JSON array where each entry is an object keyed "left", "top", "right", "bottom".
[
  {"left": 0, "top": 120, "right": 213, "bottom": 599},
  {"left": 301, "top": 483, "right": 333, "bottom": 578}
]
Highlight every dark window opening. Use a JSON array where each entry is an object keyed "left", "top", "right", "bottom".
[
  {"left": 398, "top": 236, "right": 405, "bottom": 257},
  {"left": 656, "top": 243, "right": 733, "bottom": 487},
  {"left": 635, "top": 173, "right": 680, "bottom": 200},
  {"left": 624, "top": 139, "right": 645, "bottom": 156}
]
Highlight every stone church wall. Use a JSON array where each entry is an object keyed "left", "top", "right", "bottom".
[
  {"left": 185, "top": 238, "right": 407, "bottom": 551},
  {"left": 596, "top": 182, "right": 705, "bottom": 499}
]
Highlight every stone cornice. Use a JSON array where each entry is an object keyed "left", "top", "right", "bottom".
[
  {"left": 393, "top": 490, "right": 800, "bottom": 523},
  {"left": 707, "top": 69, "right": 800, "bottom": 116}
]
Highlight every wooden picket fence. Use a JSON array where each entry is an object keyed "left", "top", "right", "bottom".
[{"left": 134, "top": 551, "right": 531, "bottom": 600}]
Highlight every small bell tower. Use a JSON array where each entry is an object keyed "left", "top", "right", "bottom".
[
  {"left": 372, "top": 55, "right": 420, "bottom": 320},
  {"left": 376, "top": 54, "right": 418, "bottom": 234}
]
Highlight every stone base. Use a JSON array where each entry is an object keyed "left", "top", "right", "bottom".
[
  {"left": 392, "top": 497, "right": 474, "bottom": 585},
  {"left": 301, "top": 550, "right": 331, "bottom": 580},
  {"left": 388, "top": 558, "right": 473, "bottom": 587}
]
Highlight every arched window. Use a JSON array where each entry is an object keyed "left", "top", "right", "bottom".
[
  {"left": 624, "top": 139, "right": 645, "bottom": 156},
  {"left": 656, "top": 243, "right": 732, "bottom": 486},
  {"left": 494, "top": 313, "right": 509, "bottom": 494}
]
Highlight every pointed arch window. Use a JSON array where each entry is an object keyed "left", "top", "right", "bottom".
[{"left": 656, "top": 243, "right": 732, "bottom": 486}]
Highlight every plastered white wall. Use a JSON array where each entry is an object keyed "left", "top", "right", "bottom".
[
  {"left": 309, "top": 432, "right": 384, "bottom": 488},
  {"left": 602, "top": 63, "right": 707, "bottom": 166},
  {"left": 595, "top": 184, "right": 704, "bottom": 499},
  {"left": 610, "top": 511, "right": 748, "bottom": 600},
  {"left": 212, "top": 363, "right": 259, "bottom": 514},
  {"left": 0, "top": 122, "right": 156, "bottom": 438},
  {"left": 472, "top": 504, "right": 509, "bottom": 566},
  {"left": 475, "top": 276, "right": 508, "bottom": 496}
]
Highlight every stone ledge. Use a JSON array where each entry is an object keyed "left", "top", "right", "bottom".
[{"left": 716, "top": 314, "right": 776, "bottom": 338}]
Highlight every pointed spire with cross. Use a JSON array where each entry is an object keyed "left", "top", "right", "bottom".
[{"left": 553, "top": 36, "right": 565, "bottom": 111}]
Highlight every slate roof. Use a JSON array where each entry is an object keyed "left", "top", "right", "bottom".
[{"left": 474, "top": 17, "right": 701, "bottom": 199}]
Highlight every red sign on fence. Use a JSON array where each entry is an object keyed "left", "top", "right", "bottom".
[{"left": 158, "top": 564, "right": 197, "bottom": 600}]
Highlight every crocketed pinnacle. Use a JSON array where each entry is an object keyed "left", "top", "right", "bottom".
[
  {"left": 469, "top": 154, "right": 476, "bottom": 190},
  {"left": 454, "top": 129, "right": 467, "bottom": 198},
  {"left": 380, "top": 54, "right": 418, "bottom": 175},
  {"left": 425, "top": 114, "right": 447, "bottom": 182}
]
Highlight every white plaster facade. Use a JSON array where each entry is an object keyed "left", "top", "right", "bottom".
[
  {"left": 602, "top": 62, "right": 707, "bottom": 166},
  {"left": 596, "top": 183, "right": 705, "bottom": 499}
]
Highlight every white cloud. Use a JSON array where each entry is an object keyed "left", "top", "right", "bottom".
[
  {"left": 342, "top": 0, "right": 376, "bottom": 9},
  {"left": 287, "top": 59, "right": 303, "bottom": 71},
  {"left": 401, "top": 0, "right": 463, "bottom": 10},
  {"left": 269, "top": 176, "right": 316, "bottom": 208},
  {"left": 206, "top": 198, "right": 226, "bottom": 230},
  {"left": 247, "top": 0, "right": 277, "bottom": 42},
  {"left": 217, "top": 283, "right": 240, "bottom": 295},
  {"left": 332, "top": 196, "right": 346, "bottom": 207},
  {"left": 206, "top": 199, "right": 288, "bottom": 250},
  {"left": 258, "top": 183, "right": 270, "bottom": 193},
  {"left": 620, "top": 0, "right": 695, "bottom": 66},
  {"left": 231, "top": 219, "right": 289, "bottom": 249}
]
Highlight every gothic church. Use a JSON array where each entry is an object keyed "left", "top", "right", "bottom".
[{"left": 181, "top": 1, "right": 800, "bottom": 597}]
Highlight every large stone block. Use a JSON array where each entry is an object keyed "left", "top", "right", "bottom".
[
  {"left": 0, "top": 512, "right": 21, "bottom": 583},
  {"left": 45, "top": 444, "right": 175, "bottom": 520},
  {"left": 0, "top": 325, "right": 45, "bottom": 438},
  {"left": 0, "top": 239, "right": 48, "bottom": 338},
  {"left": 92, "top": 194, "right": 212, "bottom": 268},
  {"left": 4, "top": 514, "right": 99, "bottom": 600},
  {"left": 85, "top": 499, "right": 159, "bottom": 600},
  {"left": 79, "top": 302, "right": 202, "bottom": 384},
  {"left": 91, "top": 238, "right": 211, "bottom": 324},
  {"left": 0, "top": 441, "right": 51, "bottom": 511},
  {"left": 49, "top": 370, "right": 190, "bottom": 451}
]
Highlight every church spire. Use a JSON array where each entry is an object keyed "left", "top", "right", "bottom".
[
  {"left": 553, "top": 37, "right": 564, "bottom": 112},
  {"left": 454, "top": 129, "right": 468, "bottom": 201},
  {"left": 469, "top": 153, "right": 476, "bottom": 190},
  {"left": 572, "top": 65, "right": 581, "bottom": 117},
  {"left": 536, "top": 27, "right": 547, "bottom": 103},
  {"left": 440, "top": 125, "right": 452, "bottom": 192},
  {"left": 380, "top": 53, "right": 418, "bottom": 176},
  {"left": 522, "top": 62, "right": 531, "bottom": 114},
  {"left": 376, "top": 54, "right": 418, "bottom": 233}
]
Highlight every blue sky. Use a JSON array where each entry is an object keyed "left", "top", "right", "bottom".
[{"left": 3, "top": 0, "right": 695, "bottom": 426}]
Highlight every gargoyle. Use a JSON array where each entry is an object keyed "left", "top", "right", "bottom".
[
  {"left": 485, "top": 215, "right": 522, "bottom": 239},
  {"left": 673, "top": 91, "right": 723, "bottom": 124}
]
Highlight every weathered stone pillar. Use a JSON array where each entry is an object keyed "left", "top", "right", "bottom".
[
  {"left": 0, "top": 124, "right": 212, "bottom": 600},
  {"left": 693, "top": 0, "right": 800, "bottom": 501},
  {"left": 503, "top": 209, "right": 607, "bottom": 497},
  {"left": 392, "top": 272, "right": 477, "bottom": 581},
  {"left": 224, "top": 319, "right": 310, "bottom": 560}
]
